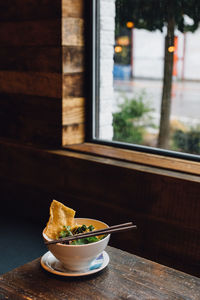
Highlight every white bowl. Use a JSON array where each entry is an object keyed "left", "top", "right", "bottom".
[{"left": 42, "top": 218, "right": 110, "bottom": 271}]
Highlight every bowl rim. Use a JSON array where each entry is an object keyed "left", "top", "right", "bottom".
[{"left": 43, "top": 217, "right": 110, "bottom": 247}]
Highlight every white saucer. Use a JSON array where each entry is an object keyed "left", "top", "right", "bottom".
[{"left": 40, "top": 251, "right": 109, "bottom": 277}]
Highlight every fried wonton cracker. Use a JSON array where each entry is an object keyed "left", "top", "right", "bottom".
[{"left": 44, "top": 200, "right": 76, "bottom": 239}]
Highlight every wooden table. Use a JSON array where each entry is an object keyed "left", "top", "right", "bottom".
[{"left": 0, "top": 246, "right": 199, "bottom": 300}]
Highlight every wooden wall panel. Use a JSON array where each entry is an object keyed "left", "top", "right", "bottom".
[
  {"left": 63, "top": 46, "right": 84, "bottom": 73},
  {"left": 62, "top": 0, "right": 84, "bottom": 18},
  {"left": 0, "top": 47, "right": 61, "bottom": 73},
  {"left": 0, "top": 0, "right": 61, "bottom": 21},
  {"left": 62, "top": 18, "right": 84, "bottom": 46},
  {"left": 62, "top": 124, "right": 85, "bottom": 145},
  {"left": 63, "top": 97, "right": 85, "bottom": 125},
  {"left": 61, "top": 1, "right": 86, "bottom": 146},
  {"left": 63, "top": 73, "right": 84, "bottom": 98},
  {"left": 0, "top": 0, "right": 86, "bottom": 146},
  {"left": 0, "top": 20, "right": 61, "bottom": 47},
  {"left": 62, "top": 73, "right": 85, "bottom": 144},
  {"left": 0, "top": 71, "right": 61, "bottom": 98},
  {"left": 0, "top": 94, "right": 62, "bottom": 146},
  {"left": 0, "top": 0, "right": 63, "bottom": 147},
  {"left": 0, "top": 142, "right": 199, "bottom": 276}
]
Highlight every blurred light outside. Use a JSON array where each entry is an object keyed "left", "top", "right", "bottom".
[
  {"left": 126, "top": 21, "right": 134, "bottom": 28},
  {"left": 115, "top": 45, "right": 123, "bottom": 53},
  {"left": 116, "top": 36, "right": 130, "bottom": 46},
  {"left": 168, "top": 46, "right": 175, "bottom": 52}
]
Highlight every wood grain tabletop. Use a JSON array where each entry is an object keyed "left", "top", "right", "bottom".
[{"left": 0, "top": 246, "right": 199, "bottom": 300}]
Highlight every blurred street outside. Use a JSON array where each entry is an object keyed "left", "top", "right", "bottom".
[{"left": 114, "top": 78, "right": 200, "bottom": 126}]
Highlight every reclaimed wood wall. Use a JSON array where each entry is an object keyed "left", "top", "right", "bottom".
[
  {"left": 62, "top": 0, "right": 85, "bottom": 145},
  {"left": 0, "top": 0, "right": 199, "bottom": 278},
  {"left": 0, "top": 0, "right": 85, "bottom": 147},
  {"left": 0, "top": 0, "right": 62, "bottom": 146},
  {"left": 0, "top": 141, "right": 199, "bottom": 277}
]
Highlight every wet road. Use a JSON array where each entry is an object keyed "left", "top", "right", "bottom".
[{"left": 114, "top": 79, "right": 200, "bottom": 127}]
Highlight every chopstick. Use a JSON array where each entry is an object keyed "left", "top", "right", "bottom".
[{"left": 45, "top": 222, "right": 137, "bottom": 245}]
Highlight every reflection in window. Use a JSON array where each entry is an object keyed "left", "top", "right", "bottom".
[{"left": 95, "top": 0, "right": 200, "bottom": 156}]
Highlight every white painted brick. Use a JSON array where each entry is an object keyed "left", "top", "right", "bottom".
[
  {"left": 100, "top": 60, "right": 114, "bottom": 73},
  {"left": 99, "top": 121, "right": 113, "bottom": 135},
  {"left": 99, "top": 106, "right": 113, "bottom": 118},
  {"left": 100, "top": 76, "right": 113, "bottom": 88},
  {"left": 100, "top": 17, "right": 115, "bottom": 31},
  {"left": 100, "top": 31, "right": 115, "bottom": 45},
  {"left": 100, "top": 80, "right": 114, "bottom": 89},
  {"left": 100, "top": 87, "right": 114, "bottom": 100},
  {"left": 98, "top": 0, "right": 116, "bottom": 140},
  {"left": 99, "top": 124, "right": 113, "bottom": 140},
  {"left": 100, "top": 45, "right": 114, "bottom": 59},
  {"left": 100, "top": 98, "right": 113, "bottom": 110},
  {"left": 100, "top": 0, "right": 116, "bottom": 18}
]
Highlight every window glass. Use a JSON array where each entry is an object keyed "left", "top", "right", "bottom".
[{"left": 95, "top": 0, "right": 200, "bottom": 157}]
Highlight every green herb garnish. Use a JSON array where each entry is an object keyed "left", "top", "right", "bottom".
[
  {"left": 58, "top": 224, "right": 104, "bottom": 245},
  {"left": 71, "top": 236, "right": 99, "bottom": 245}
]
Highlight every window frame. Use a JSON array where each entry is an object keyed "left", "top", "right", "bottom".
[
  {"left": 64, "top": 0, "right": 200, "bottom": 178},
  {"left": 82, "top": 0, "right": 200, "bottom": 165}
]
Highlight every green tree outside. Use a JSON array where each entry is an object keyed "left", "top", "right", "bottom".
[
  {"left": 115, "top": 0, "right": 200, "bottom": 149},
  {"left": 113, "top": 92, "right": 155, "bottom": 144}
]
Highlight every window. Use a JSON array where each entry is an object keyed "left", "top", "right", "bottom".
[{"left": 91, "top": 0, "right": 200, "bottom": 162}]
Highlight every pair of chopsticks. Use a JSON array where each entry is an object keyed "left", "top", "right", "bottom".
[{"left": 45, "top": 222, "right": 137, "bottom": 245}]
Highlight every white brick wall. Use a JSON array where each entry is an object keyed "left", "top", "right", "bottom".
[{"left": 98, "top": 0, "right": 115, "bottom": 140}]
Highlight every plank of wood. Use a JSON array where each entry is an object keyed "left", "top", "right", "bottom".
[
  {"left": 0, "top": 71, "right": 62, "bottom": 98},
  {"left": 62, "top": 97, "right": 85, "bottom": 125},
  {"left": 0, "top": 46, "right": 61, "bottom": 73},
  {"left": 63, "top": 46, "right": 84, "bottom": 74},
  {"left": 0, "top": 20, "right": 61, "bottom": 46},
  {"left": 67, "top": 143, "right": 200, "bottom": 176},
  {"left": 63, "top": 73, "right": 84, "bottom": 98},
  {"left": 0, "top": 0, "right": 61, "bottom": 21},
  {"left": 62, "top": 0, "right": 84, "bottom": 18},
  {"left": 62, "top": 123, "right": 85, "bottom": 145},
  {"left": 0, "top": 94, "right": 62, "bottom": 146},
  {"left": 0, "top": 247, "right": 200, "bottom": 299},
  {"left": 62, "top": 17, "right": 84, "bottom": 46}
]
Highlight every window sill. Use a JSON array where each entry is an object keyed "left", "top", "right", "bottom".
[
  {"left": 0, "top": 138, "right": 199, "bottom": 184},
  {"left": 65, "top": 142, "right": 200, "bottom": 177}
]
